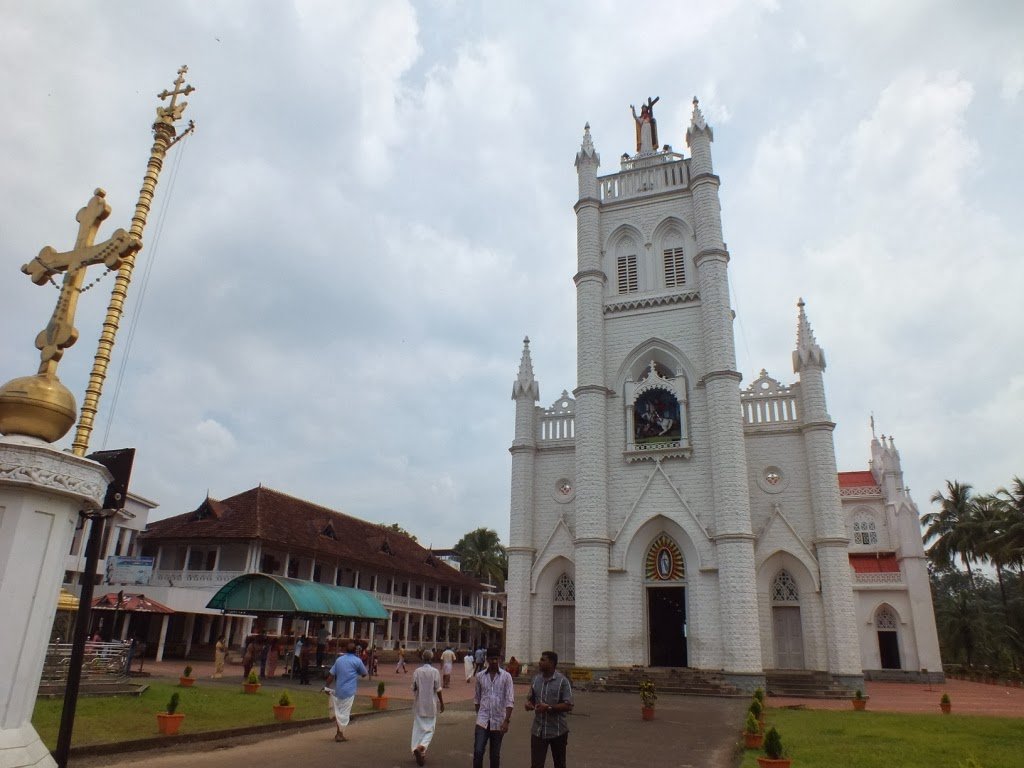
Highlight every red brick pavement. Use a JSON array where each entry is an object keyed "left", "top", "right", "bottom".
[{"left": 770, "top": 678, "right": 1024, "bottom": 718}]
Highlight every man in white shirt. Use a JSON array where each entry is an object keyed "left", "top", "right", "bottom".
[
  {"left": 473, "top": 647, "right": 514, "bottom": 768},
  {"left": 411, "top": 649, "right": 444, "bottom": 765},
  {"left": 440, "top": 646, "right": 457, "bottom": 688}
]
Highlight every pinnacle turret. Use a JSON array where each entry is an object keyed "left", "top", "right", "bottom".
[
  {"left": 792, "top": 298, "right": 826, "bottom": 372},
  {"left": 512, "top": 336, "right": 540, "bottom": 401},
  {"left": 575, "top": 122, "right": 599, "bottom": 170},
  {"left": 686, "top": 96, "right": 714, "bottom": 143}
]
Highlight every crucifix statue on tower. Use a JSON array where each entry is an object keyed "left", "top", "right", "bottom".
[{"left": 24, "top": 189, "right": 140, "bottom": 376}]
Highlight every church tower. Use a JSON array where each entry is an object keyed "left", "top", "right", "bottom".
[{"left": 508, "top": 96, "right": 939, "bottom": 691}]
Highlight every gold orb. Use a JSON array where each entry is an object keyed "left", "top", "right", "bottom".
[{"left": 0, "top": 373, "right": 77, "bottom": 443}]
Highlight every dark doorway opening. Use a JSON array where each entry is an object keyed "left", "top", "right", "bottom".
[
  {"left": 878, "top": 631, "right": 901, "bottom": 669},
  {"left": 648, "top": 586, "right": 686, "bottom": 666}
]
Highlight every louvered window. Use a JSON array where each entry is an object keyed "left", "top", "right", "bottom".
[
  {"left": 617, "top": 255, "right": 638, "bottom": 294},
  {"left": 663, "top": 247, "right": 686, "bottom": 287}
]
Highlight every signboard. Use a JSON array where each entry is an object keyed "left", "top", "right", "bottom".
[
  {"left": 105, "top": 556, "right": 154, "bottom": 585},
  {"left": 568, "top": 667, "right": 593, "bottom": 682}
]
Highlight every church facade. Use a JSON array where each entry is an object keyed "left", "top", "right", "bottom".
[{"left": 505, "top": 100, "right": 942, "bottom": 689}]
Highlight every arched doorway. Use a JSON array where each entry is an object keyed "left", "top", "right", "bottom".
[
  {"left": 645, "top": 534, "right": 687, "bottom": 666},
  {"left": 552, "top": 572, "right": 575, "bottom": 664},
  {"left": 875, "top": 605, "right": 901, "bottom": 669},
  {"left": 771, "top": 570, "right": 804, "bottom": 669}
]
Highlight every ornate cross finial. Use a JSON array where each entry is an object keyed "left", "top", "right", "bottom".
[
  {"left": 23, "top": 189, "right": 140, "bottom": 375},
  {"left": 156, "top": 65, "right": 195, "bottom": 125}
]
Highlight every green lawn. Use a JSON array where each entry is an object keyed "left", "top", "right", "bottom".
[
  {"left": 32, "top": 682, "right": 374, "bottom": 749},
  {"left": 739, "top": 708, "right": 1024, "bottom": 768}
]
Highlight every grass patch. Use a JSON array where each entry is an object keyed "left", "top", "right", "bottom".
[
  {"left": 739, "top": 708, "right": 1024, "bottom": 768},
  {"left": 32, "top": 682, "right": 371, "bottom": 749}
]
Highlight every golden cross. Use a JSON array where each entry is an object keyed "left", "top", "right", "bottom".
[
  {"left": 156, "top": 65, "right": 195, "bottom": 125},
  {"left": 22, "top": 189, "right": 140, "bottom": 375}
]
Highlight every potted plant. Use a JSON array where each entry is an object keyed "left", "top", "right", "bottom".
[
  {"left": 940, "top": 692, "right": 951, "bottom": 714},
  {"left": 753, "top": 686, "right": 766, "bottom": 704},
  {"left": 179, "top": 664, "right": 195, "bottom": 687},
  {"left": 852, "top": 689, "right": 866, "bottom": 711},
  {"left": 371, "top": 680, "right": 388, "bottom": 710},
  {"left": 156, "top": 692, "right": 184, "bottom": 735},
  {"left": 273, "top": 690, "right": 296, "bottom": 721},
  {"left": 244, "top": 669, "right": 261, "bottom": 694},
  {"left": 744, "top": 711, "right": 764, "bottom": 749},
  {"left": 639, "top": 679, "right": 657, "bottom": 720},
  {"left": 749, "top": 697, "right": 765, "bottom": 728},
  {"left": 757, "top": 726, "right": 791, "bottom": 768}
]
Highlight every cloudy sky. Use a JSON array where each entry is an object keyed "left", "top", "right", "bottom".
[{"left": 2, "top": 1, "right": 1021, "bottom": 547}]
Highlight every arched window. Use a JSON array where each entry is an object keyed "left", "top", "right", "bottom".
[
  {"left": 553, "top": 573, "right": 575, "bottom": 604},
  {"left": 853, "top": 513, "right": 878, "bottom": 546},
  {"left": 771, "top": 570, "right": 800, "bottom": 602},
  {"left": 615, "top": 236, "right": 640, "bottom": 294},
  {"left": 875, "top": 605, "right": 898, "bottom": 629}
]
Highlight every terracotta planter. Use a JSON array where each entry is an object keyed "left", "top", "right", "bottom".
[
  {"left": 156, "top": 713, "right": 184, "bottom": 735},
  {"left": 243, "top": 683, "right": 261, "bottom": 694},
  {"left": 371, "top": 696, "right": 389, "bottom": 710},
  {"left": 940, "top": 702, "right": 951, "bottom": 714},
  {"left": 852, "top": 698, "right": 866, "bottom": 711},
  {"left": 756, "top": 758, "right": 791, "bottom": 768},
  {"left": 641, "top": 706, "right": 655, "bottom": 721},
  {"left": 179, "top": 677, "right": 195, "bottom": 687},
  {"left": 273, "top": 704, "right": 296, "bottom": 722},
  {"left": 744, "top": 731, "right": 764, "bottom": 749}
]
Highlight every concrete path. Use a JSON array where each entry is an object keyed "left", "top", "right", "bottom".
[{"left": 81, "top": 691, "right": 748, "bottom": 768}]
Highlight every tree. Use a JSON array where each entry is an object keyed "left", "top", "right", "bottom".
[
  {"left": 453, "top": 528, "right": 507, "bottom": 588},
  {"left": 380, "top": 522, "right": 417, "bottom": 542},
  {"left": 923, "top": 480, "right": 981, "bottom": 580}
]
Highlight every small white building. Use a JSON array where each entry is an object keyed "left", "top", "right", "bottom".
[{"left": 505, "top": 99, "right": 942, "bottom": 689}]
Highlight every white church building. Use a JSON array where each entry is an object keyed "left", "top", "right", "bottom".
[{"left": 505, "top": 98, "right": 942, "bottom": 691}]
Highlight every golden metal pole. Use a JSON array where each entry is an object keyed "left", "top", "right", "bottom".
[{"left": 71, "top": 66, "right": 195, "bottom": 456}]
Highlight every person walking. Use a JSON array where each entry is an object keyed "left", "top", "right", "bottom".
[
  {"left": 524, "top": 651, "right": 574, "bottom": 768},
  {"left": 325, "top": 642, "right": 367, "bottom": 742},
  {"left": 212, "top": 635, "right": 226, "bottom": 679},
  {"left": 473, "top": 647, "right": 514, "bottom": 768},
  {"left": 440, "top": 646, "right": 457, "bottom": 688},
  {"left": 410, "top": 649, "right": 444, "bottom": 765},
  {"left": 464, "top": 649, "right": 475, "bottom": 683},
  {"left": 395, "top": 645, "right": 407, "bottom": 673}
]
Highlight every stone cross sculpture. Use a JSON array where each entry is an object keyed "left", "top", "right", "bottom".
[{"left": 22, "top": 189, "right": 140, "bottom": 376}]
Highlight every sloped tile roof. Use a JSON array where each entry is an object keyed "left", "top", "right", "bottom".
[
  {"left": 838, "top": 470, "right": 878, "bottom": 488},
  {"left": 140, "top": 486, "right": 478, "bottom": 589}
]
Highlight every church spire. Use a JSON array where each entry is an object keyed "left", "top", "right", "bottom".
[
  {"left": 792, "top": 298, "right": 826, "bottom": 372},
  {"left": 686, "top": 96, "right": 714, "bottom": 174},
  {"left": 512, "top": 336, "right": 540, "bottom": 401}
]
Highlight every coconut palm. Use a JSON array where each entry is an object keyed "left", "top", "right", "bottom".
[
  {"left": 453, "top": 527, "right": 507, "bottom": 588},
  {"left": 924, "top": 480, "right": 981, "bottom": 580},
  {"left": 994, "top": 478, "right": 1024, "bottom": 570}
]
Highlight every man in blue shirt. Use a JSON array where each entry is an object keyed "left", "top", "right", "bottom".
[{"left": 325, "top": 641, "right": 367, "bottom": 742}]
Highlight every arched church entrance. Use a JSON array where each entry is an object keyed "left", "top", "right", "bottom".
[
  {"left": 645, "top": 534, "right": 687, "bottom": 667},
  {"left": 552, "top": 572, "right": 575, "bottom": 664},
  {"left": 771, "top": 570, "right": 805, "bottom": 669},
  {"left": 875, "top": 604, "right": 901, "bottom": 669}
]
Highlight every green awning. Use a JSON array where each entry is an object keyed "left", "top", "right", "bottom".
[{"left": 206, "top": 574, "right": 389, "bottom": 620}]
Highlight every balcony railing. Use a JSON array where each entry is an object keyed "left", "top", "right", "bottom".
[{"left": 853, "top": 572, "right": 903, "bottom": 584}]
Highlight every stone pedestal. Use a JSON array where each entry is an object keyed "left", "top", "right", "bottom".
[{"left": 0, "top": 437, "right": 109, "bottom": 768}]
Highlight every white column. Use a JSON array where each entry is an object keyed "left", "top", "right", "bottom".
[
  {"left": 183, "top": 613, "right": 196, "bottom": 657},
  {"left": 155, "top": 614, "right": 170, "bottom": 662},
  {"left": 385, "top": 611, "right": 393, "bottom": 643},
  {"left": 0, "top": 439, "right": 109, "bottom": 768}
]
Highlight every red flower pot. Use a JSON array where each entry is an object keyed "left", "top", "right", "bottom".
[{"left": 156, "top": 713, "right": 184, "bottom": 735}]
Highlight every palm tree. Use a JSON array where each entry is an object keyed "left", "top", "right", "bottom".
[
  {"left": 453, "top": 528, "right": 507, "bottom": 588},
  {"left": 923, "top": 480, "right": 981, "bottom": 580},
  {"left": 973, "top": 494, "right": 1014, "bottom": 623},
  {"left": 994, "top": 477, "right": 1024, "bottom": 571}
]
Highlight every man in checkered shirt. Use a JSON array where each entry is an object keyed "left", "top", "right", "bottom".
[{"left": 524, "top": 650, "right": 574, "bottom": 768}]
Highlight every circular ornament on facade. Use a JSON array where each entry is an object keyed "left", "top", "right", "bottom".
[
  {"left": 645, "top": 534, "right": 685, "bottom": 581},
  {"left": 553, "top": 478, "right": 575, "bottom": 503},
  {"left": 757, "top": 465, "right": 788, "bottom": 494}
]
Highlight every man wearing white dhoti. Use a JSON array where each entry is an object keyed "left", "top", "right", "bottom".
[
  {"left": 325, "top": 642, "right": 367, "bottom": 742},
  {"left": 411, "top": 649, "right": 444, "bottom": 765},
  {"left": 440, "top": 646, "right": 457, "bottom": 688},
  {"left": 464, "top": 650, "right": 475, "bottom": 683}
]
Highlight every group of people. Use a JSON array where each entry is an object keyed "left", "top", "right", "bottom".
[{"left": 325, "top": 643, "right": 573, "bottom": 768}]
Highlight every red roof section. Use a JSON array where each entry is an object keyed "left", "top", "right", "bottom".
[
  {"left": 849, "top": 553, "right": 900, "bottom": 573},
  {"left": 838, "top": 471, "right": 878, "bottom": 488},
  {"left": 139, "top": 486, "right": 479, "bottom": 590},
  {"left": 91, "top": 593, "right": 174, "bottom": 613}
]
